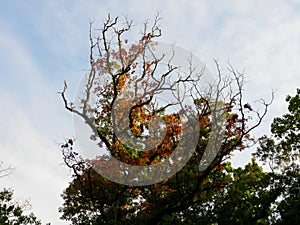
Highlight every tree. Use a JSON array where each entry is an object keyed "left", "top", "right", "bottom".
[
  {"left": 0, "top": 163, "right": 45, "bottom": 225},
  {"left": 59, "top": 14, "right": 272, "bottom": 224},
  {"left": 254, "top": 88, "right": 300, "bottom": 225},
  {"left": 0, "top": 189, "right": 42, "bottom": 225},
  {"left": 186, "top": 89, "right": 300, "bottom": 225},
  {"left": 175, "top": 159, "right": 274, "bottom": 225}
]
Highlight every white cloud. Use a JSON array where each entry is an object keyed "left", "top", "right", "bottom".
[
  {"left": 0, "top": 21, "right": 72, "bottom": 224},
  {"left": 0, "top": 87, "right": 70, "bottom": 224}
]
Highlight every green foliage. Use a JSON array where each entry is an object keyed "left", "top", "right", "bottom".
[
  {"left": 175, "top": 160, "right": 280, "bottom": 225},
  {"left": 254, "top": 88, "right": 300, "bottom": 224},
  {"left": 0, "top": 189, "right": 42, "bottom": 225},
  {"left": 60, "top": 89, "right": 300, "bottom": 224},
  {"left": 275, "top": 173, "right": 300, "bottom": 225}
]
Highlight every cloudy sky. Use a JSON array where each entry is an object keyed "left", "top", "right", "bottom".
[{"left": 1, "top": 0, "right": 300, "bottom": 224}]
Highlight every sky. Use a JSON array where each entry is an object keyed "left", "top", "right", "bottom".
[{"left": 1, "top": 0, "right": 300, "bottom": 224}]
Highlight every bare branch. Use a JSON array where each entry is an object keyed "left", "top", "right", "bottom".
[{"left": 0, "top": 162, "right": 14, "bottom": 179}]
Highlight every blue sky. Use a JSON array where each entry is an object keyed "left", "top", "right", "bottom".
[{"left": 1, "top": 0, "right": 300, "bottom": 224}]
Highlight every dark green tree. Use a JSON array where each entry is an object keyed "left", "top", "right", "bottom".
[
  {"left": 254, "top": 88, "right": 300, "bottom": 225},
  {"left": 0, "top": 189, "right": 42, "bottom": 225},
  {"left": 0, "top": 163, "right": 49, "bottom": 225}
]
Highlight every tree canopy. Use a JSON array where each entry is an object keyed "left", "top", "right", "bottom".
[
  {"left": 59, "top": 15, "right": 298, "bottom": 225},
  {"left": 0, "top": 189, "right": 42, "bottom": 225},
  {"left": 253, "top": 88, "right": 300, "bottom": 225}
]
